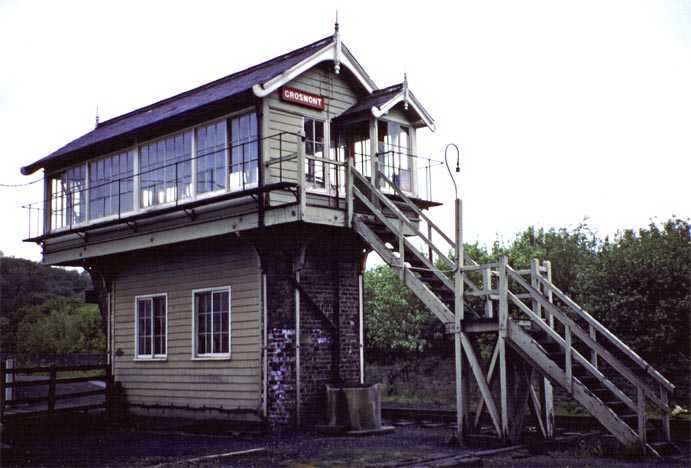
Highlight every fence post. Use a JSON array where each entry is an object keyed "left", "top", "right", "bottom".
[
  {"left": 0, "top": 360, "right": 6, "bottom": 422},
  {"left": 47, "top": 365, "right": 57, "bottom": 416},
  {"left": 4, "top": 359, "right": 13, "bottom": 403}
]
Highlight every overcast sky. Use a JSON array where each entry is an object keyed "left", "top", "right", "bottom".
[{"left": 1, "top": 0, "right": 689, "bottom": 263}]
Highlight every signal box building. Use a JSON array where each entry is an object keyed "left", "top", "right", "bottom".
[
  {"left": 21, "top": 27, "right": 676, "bottom": 453},
  {"left": 21, "top": 30, "right": 438, "bottom": 429}
]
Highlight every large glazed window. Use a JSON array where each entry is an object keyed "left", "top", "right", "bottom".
[
  {"left": 44, "top": 111, "right": 259, "bottom": 234},
  {"left": 196, "top": 121, "right": 228, "bottom": 194},
  {"left": 194, "top": 287, "right": 231, "bottom": 358},
  {"left": 304, "top": 118, "right": 325, "bottom": 189},
  {"left": 378, "top": 121, "right": 412, "bottom": 193},
  {"left": 140, "top": 132, "right": 192, "bottom": 208},
  {"left": 50, "top": 164, "right": 86, "bottom": 230},
  {"left": 136, "top": 294, "right": 167, "bottom": 359},
  {"left": 348, "top": 120, "right": 371, "bottom": 178},
  {"left": 229, "top": 113, "right": 258, "bottom": 191},
  {"left": 89, "top": 150, "right": 134, "bottom": 219}
]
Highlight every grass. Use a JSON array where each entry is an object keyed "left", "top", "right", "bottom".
[{"left": 382, "top": 393, "right": 455, "bottom": 407}]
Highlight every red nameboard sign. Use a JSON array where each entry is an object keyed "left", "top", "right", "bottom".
[{"left": 281, "top": 87, "right": 325, "bottom": 110}]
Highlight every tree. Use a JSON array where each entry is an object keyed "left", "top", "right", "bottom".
[
  {"left": 0, "top": 254, "right": 92, "bottom": 355},
  {"left": 492, "top": 221, "right": 598, "bottom": 296},
  {"left": 14, "top": 297, "right": 105, "bottom": 361},
  {"left": 576, "top": 218, "right": 690, "bottom": 368},
  {"left": 364, "top": 264, "right": 450, "bottom": 362}
]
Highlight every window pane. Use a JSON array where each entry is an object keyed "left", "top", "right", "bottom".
[
  {"left": 137, "top": 296, "right": 166, "bottom": 358},
  {"left": 197, "top": 122, "right": 227, "bottom": 194},
  {"left": 229, "top": 114, "right": 257, "bottom": 191},
  {"left": 138, "top": 299, "right": 152, "bottom": 357},
  {"left": 195, "top": 289, "right": 229, "bottom": 356},
  {"left": 153, "top": 297, "right": 166, "bottom": 355}
]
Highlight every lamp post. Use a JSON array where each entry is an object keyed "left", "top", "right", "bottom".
[{"left": 445, "top": 143, "right": 465, "bottom": 446}]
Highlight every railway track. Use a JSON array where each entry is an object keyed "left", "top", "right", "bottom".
[{"left": 381, "top": 406, "right": 690, "bottom": 439}]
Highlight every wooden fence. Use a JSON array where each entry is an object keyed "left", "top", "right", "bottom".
[{"left": 0, "top": 361, "right": 111, "bottom": 421}]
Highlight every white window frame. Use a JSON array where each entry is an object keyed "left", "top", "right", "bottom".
[
  {"left": 88, "top": 149, "right": 136, "bottom": 222},
  {"left": 229, "top": 112, "right": 259, "bottom": 192},
  {"left": 134, "top": 293, "right": 168, "bottom": 361},
  {"left": 45, "top": 111, "right": 260, "bottom": 234},
  {"left": 192, "top": 286, "right": 231, "bottom": 360},
  {"left": 195, "top": 119, "right": 228, "bottom": 197},
  {"left": 304, "top": 117, "right": 334, "bottom": 193}
]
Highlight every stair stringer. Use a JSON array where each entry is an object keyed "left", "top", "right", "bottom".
[
  {"left": 505, "top": 319, "right": 642, "bottom": 449},
  {"left": 352, "top": 215, "right": 454, "bottom": 327}
]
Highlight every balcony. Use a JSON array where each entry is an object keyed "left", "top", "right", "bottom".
[{"left": 23, "top": 131, "right": 444, "bottom": 264}]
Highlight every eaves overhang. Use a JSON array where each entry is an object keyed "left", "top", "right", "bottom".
[
  {"left": 371, "top": 89, "right": 436, "bottom": 132},
  {"left": 252, "top": 41, "right": 376, "bottom": 98}
]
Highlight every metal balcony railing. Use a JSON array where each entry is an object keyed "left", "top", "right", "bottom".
[{"left": 23, "top": 131, "right": 447, "bottom": 240}]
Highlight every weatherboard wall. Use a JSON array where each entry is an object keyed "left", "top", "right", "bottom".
[
  {"left": 264, "top": 66, "right": 360, "bottom": 208},
  {"left": 111, "top": 237, "right": 262, "bottom": 416}
]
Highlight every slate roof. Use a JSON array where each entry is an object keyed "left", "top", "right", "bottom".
[
  {"left": 22, "top": 35, "right": 354, "bottom": 175},
  {"left": 336, "top": 84, "right": 405, "bottom": 119}
]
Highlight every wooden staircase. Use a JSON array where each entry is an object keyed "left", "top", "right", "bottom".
[{"left": 347, "top": 164, "right": 678, "bottom": 457}]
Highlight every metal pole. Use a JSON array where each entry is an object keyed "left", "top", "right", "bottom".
[{"left": 454, "top": 198, "right": 464, "bottom": 445}]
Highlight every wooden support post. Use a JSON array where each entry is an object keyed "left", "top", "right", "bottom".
[
  {"left": 529, "top": 376, "right": 548, "bottom": 438},
  {"left": 542, "top": 260, "right": 555, "bottom": 438},
  {"left": 565, "top": 325, "right": 573, "bottom": 394},
  {"left": 48, "top": 365, "right": 57, "bottom": 416},
  {"left": 589, "top": 325, "right": 598, "bottom": 369},
  {"left": 509, "top": 364, "right": 532, "bottom": 442},
  {"left": 498, "top": 256, "right": 509, "bottom": 441},
  {"left": 483, "top": 267, "right": 493, "bottom": 318},
  {"left": 530, "top": 259, "right": 541, "bottom": 320},
  {"left": 660, "top": 384, "right": 670, "bottom": 442},
  {"left": 398, "top": 219, "right": 405, "bottom": 266},
  {"left": 637, "top": 386, "right": 647, "bottom": 450},
  {"left": 503, "top": 347, "right": 517, "bottom": 443},
  {"left": 427, "top": 224, "right": 433, "bottom": 263},
  {"left": 498, "top": 256, "right": 508, "bottom": 338}
]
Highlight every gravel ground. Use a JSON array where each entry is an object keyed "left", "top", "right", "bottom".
[{"left": 1, "top": 415, "right": 689, "bottom": 468}]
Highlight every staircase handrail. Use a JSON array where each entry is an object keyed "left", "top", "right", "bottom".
[
  {"left": 352, "top": 184, "right": 455, "bottom": 293},
  {"left": 507, "top": 290, "right": 637, "bottom": 413},
  {"left": 371, "top": 167, "right": 479, "bottom": 267},
  {"left": 505, "top": 265, "right": 670, "bottom": 410},
  {"left": 534, "top": 275, "right": 675, "bottom": 393},
  {"left": 351, "top": 168, "right": 455, "bottom": 271}
]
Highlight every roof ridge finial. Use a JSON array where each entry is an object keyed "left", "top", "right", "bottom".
[
  {"left": 403, "top": 71, "right": 409, "bottom": 110},
  {"left": 333, "top": 11, "right": 341, "bottom": 75}
]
